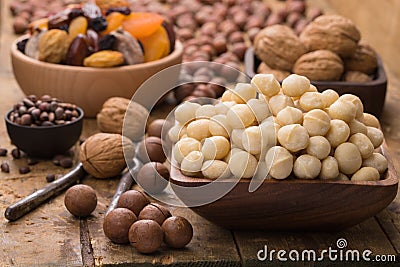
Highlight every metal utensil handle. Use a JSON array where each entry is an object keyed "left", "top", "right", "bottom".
[
  {"left": 105, "top": 158, "right": 142, "bottom": 216},
  {"left": 5, "top": 163, "right": 86, "bottom": 221}
]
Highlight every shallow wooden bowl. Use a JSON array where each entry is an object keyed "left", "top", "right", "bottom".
[
  {"left": 11, "top": 35, "right": 183, "bottom": 117},
  {"left": 170, "top": 145, "right": 398, "bottom": 231},
  {"left": 244, "top": 47, "right": 387, "bottom": 118}
]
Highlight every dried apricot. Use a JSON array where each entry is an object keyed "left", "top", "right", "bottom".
[
  {"left": 122, "top": 12, "right": 164, "bottom": 39},
  {"left": 140, "top": 26, "right": 170, "bottom": 62},
  {"left": 102, "top": 12, "right": 126, "bottom": 35}
]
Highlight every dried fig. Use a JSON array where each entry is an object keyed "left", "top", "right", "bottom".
[
  {"left": 38, "top": 29, "right": 69, "bottom": 63},
  {"left": 111, "top": 29, "right": 144, "bottom": 65}
]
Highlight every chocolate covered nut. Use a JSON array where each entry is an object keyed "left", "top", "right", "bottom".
[
  {"left": 137, "top": 162, "right": 169, "bottom": 194},
  {"left": 103, "top": 208, "right": 137, "bottom": 244},
  {"left": 117, "top": 190, "right": 149, "bottom": 216},
  {"left": 129, "top": 220, "right": 163, "bottom": 254},
  {"left": 162, "top": 216, "right": 193, "bottom": 249},
  {"left": 137, "top": 137, "right": 166, "bottom": 163},
  {"left": 147, "top": 119, "right": 166, "bottom": 138},
  {"left": 64, "top": 184, "right": 97, "bottom": 217}
]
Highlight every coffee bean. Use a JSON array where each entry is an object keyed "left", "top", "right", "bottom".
[
  {"left": 21, "top": 114, "right": 32, "bottom": 125},
  {"left": 40, "top": 112, "right": 49, "bottom": 121},
  {"left": 50, "top": 101, "right": 59, "bottom": 112},
  {"left": 11, "top": 148, "right": 21, "bottom": 159},
  {"left": 23, "top": 98, "right": 35, "bottom": 108},
  {"left": 60, "top": 157, "right": 73, "bottom": 168},
  {"left": 46, "top": 173, "right": 56, "bottom": 183},
  {"left": 27, "top": 158, "right": 39, "bottom": 166},
  {"left": 55, "top": 107, "right": 64, "bottom": 120},
  {"left": 19, "top": 166, "right": 31, "bottom": 174},
  {"left": 31, "top": 108, "right": 41, "bottom": 120},
  {"left": 38, "top": 102, "right": 49, "bottom": 111},
  {"left": 18, "top": 106, "right": 27, "bottom": 115},
  {"left": 1, "top": 162, "right": 10, "bottom": 173},
  {"left": 0, "top": 148, "right": 7, "bottom": 157}
]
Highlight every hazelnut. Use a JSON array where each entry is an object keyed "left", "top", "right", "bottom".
[
  {"left": 13, "top": 16, "right": 29, "bottom": 34},
  {"left": 162, "top": 216, "right": 193, "bottom": 249},
  {"left": 231, "top": 42, "right": 247, "bottom": 61},
  {"left": 200, "top": 22, "right": 217, "bottom": 36},
  {"left": 137, "top": 162, "right": 169, "bottom": 194},
  {"left": 245, "top": 15, "right": 264, "bottom": 31},
  {"left": 117, "top": 190, "right": 150, "bottom": 216},
  {"left": 64, "top": 184, "right": 97, "bottom": 217},
  {"left": 212, "top": 36, "right": 228, "bottom": 55},
  {"left": 177, "top": 28, "right": 194, "bottom": 41},
  {"left": 265, "top": 13, "right": 283, "bottom": 27},
  {"left": 286, "top": 0, "right": 306, "bottom": 14},
  {"left": 103, "top": 208, "right": 137, "bottom": 244},
  {"left": 228, "top": 31, "right": 244, "bottom": 44},
  {"left": 138, "top": 203, "right": 171, "bottom": 225},
  {"left": 129, "top": 220, "right": 163, "bottom": 254},
  {"left": 137, "top": 136, "right": 166, "bottom": 163}
]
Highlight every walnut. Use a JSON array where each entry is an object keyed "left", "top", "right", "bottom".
[
  {"left": 257, "top": 62, "right": 290, "bottom": 81},
  {"left": 344, "top": 41, "right": 378, "bottom": 75},
  {"left": 38, "top": 29, "right": 69, "bottom": 63},
  {"left": 254, "top": 25, "right": 307, "bottom": 71},
  {"left": 300, "top": 15, "right": 361, "bottom": 58},
  {"left": 293, "top": 50, "right": 344, "bottom": 81},
  {"left": 80, "top": 133, "right": 135, "bottom": 179},
  {"left": 343, "top": 71, "right": 372, "bottom": 82},
  {"left": 97, "top": 97, "right": 149, "bottom": 142}
]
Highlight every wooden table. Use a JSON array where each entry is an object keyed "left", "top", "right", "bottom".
[{"left": 1, "top": 0, "right": 399, "bottom": 266}]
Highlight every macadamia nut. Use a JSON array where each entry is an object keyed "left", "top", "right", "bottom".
[
  {"left": 363, "top": 113, "right": 380, "bottom": 128},
  {"left": 349, "top": 133, "right": 374, "bottom": 159},
  {"left": 228, "top": 151, "right": 258, "bottom": 178},
  {"left": 303, "top": 109, "right": 331, "bottom": 136},
  {"left": 209, "top": 115, "right": 231, "bottom": 138},
  {"left": 325, "top": 119, "right": 350, "bottom": 148},
  {"left": 351, "top": 167, "right": 380, "bottom": 181},
  {"left": 348, "top": 119, "right": 367, "bottom": 135},
  {"left": 276, "top": 106, "right": 303, "bottom": 126},
  {"left": 268, "top": 94, "right": 295, "bottom": 116},
  {"left": 186, "top": 119, "right": 212, "bottom": 141},
  {"left": 278, "top": 124, "right": 309, "bottom": 152},
  {"left": 202, "top": 160, "right": 231, "bottom": 179},
  {"left": 202, "top": 136, "right": 230, "bottom": 160},
  {"left": 265, "top": 146, "right": 293, "bottom": 179},
  {"left": 320, "top": 156, "right": 339, "bottom": 180},
  {"left": 339, "top": 94, "right": 364, "bottom": 120},
  {"left": 328, "top": 100, "right": 356, "bottom": 123},
  {"left": 195, "top": 104, "right": 217, "bottom": 119},
  {"left": 247, "top": 98, "right": 272, "bottom": 122},
  {"left": 174, "top": 102, "right": 200, "bottom": 125},
  {"left": 362, "top": 153, "right": 388, "bottom": 174},
  {"left": 215, "top": 101, "right": 236, "bottom": 115},
  {"left": 242, "top": 126, "right": 263, "bottom": 155},
  {"left": 282, "top": 74, "right": 310, "bottom": 97},
  {"left": 227, "top": 104, "right": 255, "bottom": 128},
  {"left": 299, "top": 92, "right": 325, "bottom": 111},
  {"left": 366, "top": 126, "right": 384, "bottom": 148},
  {"left": 231, "top": 83, "right": 257, "bottom": 103},
  {"left": 321, "top": 89, "right": 339, "bottom": 107},
  {"left": 293, "top": 155, "right": 321, "bottom": 179},
  {"left": 173, "top": 137, "right": 201, "bottom": 164},
  {"left": 181, "top": 151, "right": 204, "bottom": 176},
  {"left": 334, "top": 142, "right": 362, "bottom": 175},
  {"left": 306, "top": 136, "right": 331, "bottom": 160},
  {"left": 168, "top": 124, "right": 187, "bottom": 143},
  {"left": 251, "top": 74, "right": 281, "bottom": 97}
]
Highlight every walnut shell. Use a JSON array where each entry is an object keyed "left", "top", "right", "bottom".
[
  {"left": 300, "top": 15, "right": 361, "bottom": 58},
  {"left": 344, "top": 41, "right": 378, "bottom": 75},
  {"left": 254, "top": 25, "right": 307, "bottom": 71},
  {"left": 343, "top": 71, "right": 372, "bottom": 82},
  {"left": 97, "top": 97, "right": 149, "bottom": 142},
  {"left": 293, "top": 50, "right": 344, "bottom": 81},
  {"left": 80, "top": 133, "right": 135, "bottom": 179},
  {"left": 257, "top": 62, "right": 290, "bottom": 81}
]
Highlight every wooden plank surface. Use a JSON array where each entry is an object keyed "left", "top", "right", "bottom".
[{"left": 1, "top": 0, "right": 400, "bottom": 266}]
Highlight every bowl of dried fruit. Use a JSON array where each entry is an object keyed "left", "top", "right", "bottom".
[
  {"left": 245, "top": 15, "right": 387, "bottom": 118},
  {"left": 5, "top": 95, "right": 84, "bottom": 158},
  {"left": 11, "top": 3, "right": 183, "bottom": 117},
  {"left": 168, "top": 74, "right": 398, "bottom": 231}
]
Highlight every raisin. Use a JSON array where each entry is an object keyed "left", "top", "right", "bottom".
[
  {"left": 69, "top": 7, "right": 84, "bottom": 20},
  {"left": 89, "top": 17, "right": 108, "bottom": 32},
  {"left": 106, "top": 7, "right": 131, "bottom": 16},
  {"left": 17, "top": 38, "right": 28, "bottom": 54},
  {"left": 99, "top": 34, "right": 116, "bottom": 50}
]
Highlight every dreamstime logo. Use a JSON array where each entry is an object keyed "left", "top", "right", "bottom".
[
  {"left": 122, "top": 61, "right": 277, "bottom": 207},
  {"left": 257, "top": 238, "right": 396, "bottom": 263}
]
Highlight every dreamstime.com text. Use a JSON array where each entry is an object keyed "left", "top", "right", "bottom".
[{"left": 257, "top": 238, "right": 396, "bottom": 263}]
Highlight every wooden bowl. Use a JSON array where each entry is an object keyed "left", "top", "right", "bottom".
[
  {"left": 11, "top": 35, "right": 183, "bottom": 117},
  {"left": 244, "top": 47, "right": 387, "bottom": 118},
  {"left": 170, "top": 144, "right": 398, "bottom": 231}
]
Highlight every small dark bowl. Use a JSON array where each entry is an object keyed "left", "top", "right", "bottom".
[
  {"left": 5, "top": 108, "right": 84, "bottom": 158},
  {"left": 245, "top": 47, "right": 387, "bottom": 118}
]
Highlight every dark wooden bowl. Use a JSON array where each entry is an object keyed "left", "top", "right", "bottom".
[
  {"left": 244, "top": 47, "right": 387, "bottom": 118},
  {"left": 170, "top": 144, "right": 398, "bottom": 231}
]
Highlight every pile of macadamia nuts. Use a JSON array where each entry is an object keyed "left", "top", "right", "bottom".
[
  {"left": 104, "top": 190, "right": 193, "bottom": 254},
  {"left": 169, "top": 73, "right": 388, "bottom": 182}
]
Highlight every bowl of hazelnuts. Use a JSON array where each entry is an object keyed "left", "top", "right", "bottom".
[
  {"left": 11, "top": 3, "right": 183, "bottom": 117},
  {"left": 169, "top": 74, "right": 398, "bottom": 231},
  {"left": 245, "top": 15, "right": 387, "bottom": 118}
]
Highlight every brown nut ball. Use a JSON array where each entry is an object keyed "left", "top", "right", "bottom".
[
  {"left": 344, "top": 42, "right": 378, "bottom": 75},
  {"left": 117, "top": 190, "right": 150, "bottom": 216},
  {"left": 80, "top": 133, "right": 135, "bottom": 179},
  {"left": 137, "top": 162, "right": 169, "bottom": 194},
  {"left": 103, "top": 208, "right": 137, "bottom": 244},
  {"left": 343, "top": 71, "right": 372, "bottom": 82},
  {"left": 129, "top": 220, "right": 164, "bottom": 254},
  {"left": 254, "top": 25, "right": 307, "bottom": 71},
  {"left": 138, "top": 203, "right": 172, "bottom": 225},
  {"left": 64, "top": 184, "right": 97, "bottom": 217},
  {"left": 293, "top": 50, "right": 344, "bottom": 81},
  {"left": 147, "top": 119, "right": 166, "bottom": 138},
  {"left": 300, "top": 15, "right": 361, "bottom": 58},
  {"left": 137, "top": 136, "right": 166, "bottom": 163},
  {"left": 162, "top": 216, "right": 193, "bottom": 249}
]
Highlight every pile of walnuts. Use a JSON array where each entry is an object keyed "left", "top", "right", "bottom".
[{"left": 254, "top": 15, "right": 378, "bottom": 83}]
